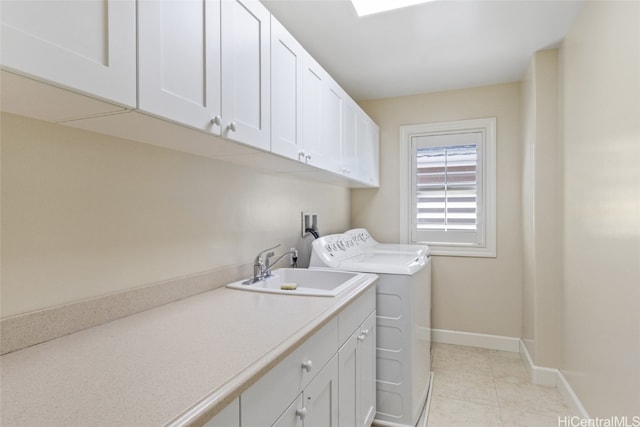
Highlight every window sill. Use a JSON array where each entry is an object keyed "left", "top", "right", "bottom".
[{"left": 421, "top": 244, "right": 496, "bottom": 258}]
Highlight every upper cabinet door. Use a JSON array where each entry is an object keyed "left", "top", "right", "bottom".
[
  {"left": 354, "top": 110, "right": 379, "bottom": 186},
  {"left": 324, "top": 78, "right": 345, "bottom": 175},
  {"left": 300, "top": 54, "right": 326, "bottom": 169},
  {"left": 138, "top": 0, "right": 222, "bottom": 134},
  {"left": 270, "top": 15, "right": 304, "bottom": 160},
  {"left": 0, "top": 0, "right": 136, "bottom": 108},
  {"left": 221, "top": 0, "right": 271, "bottom": 150},
  {"left": 342, "top": 100, "right": 359, "bottom": 179}
]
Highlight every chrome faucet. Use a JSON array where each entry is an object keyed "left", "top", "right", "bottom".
[
  {"left": 264, "top": 248, "right": 298, "bottom": 278},
  {"left": 246, "top": 244, "right": 298, "bottom": 284},
  {"left": 249, "top": 244, "right": 280, "bottom": 284}
]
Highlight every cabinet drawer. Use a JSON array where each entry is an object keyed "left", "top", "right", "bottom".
[
  {"left": 338, "top": 285, "right": 376, "bottom": 346},
  {"left": 241, "top": 317, "right": 338, "bottom": 427}
]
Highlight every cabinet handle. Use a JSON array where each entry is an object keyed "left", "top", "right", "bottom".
[
  {"left": 296, "top": 407, "right": 308, "bottom": 420},
  {"left": 301, "top": 360, "right": 313, "bottom": 372},
  {"left": 210, "top": 115, "right": 221, "bottom": 126},
  {"left": 227, "top": 121, "right": 237, "bottom": 132}
]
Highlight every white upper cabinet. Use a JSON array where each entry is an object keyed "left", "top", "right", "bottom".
[
  {"left": 1, "top": 0, "right": 378, "bottom": 187},
  {"left": 341, "top": 97, "right": 360, "bottom": 179},
  {"left": 139, "top": 0, "right": 270, "bottom": 150},
  {"left": 221, "top": 0, "right": 271, "bottom": 150},
  {"left": 138, "top": 0, "right": 222, "bottom": 134},
  {"left": 0, "top": 0, "right": 136, "bottom": 108},
  {"left": 354, "top": 110, "right": 380, "bottom": 186},
  {"left": 300, "top": 54, "right": 327, "bottom": 169},
  {"left": 324, "top": 78, "right": 345, "bottom": 175},
  {"left": 270, "top": 16, "right": 304, "bottom": 160}
]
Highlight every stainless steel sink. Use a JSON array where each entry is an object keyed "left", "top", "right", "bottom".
[{"left": 226, "top": 268, "right": 366, "bottom": 297}]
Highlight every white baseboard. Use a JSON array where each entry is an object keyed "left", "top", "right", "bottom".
[
  {"left": 431, "top": 330, "right": 590, "bottom": 418},
  {"left": 518, "top": 340, "right": 557, "bottom": 387},
  {"left": 556, "top": 369, "right": 590, "bottom": 419},
  {"left": 519, "top": 340, "right": 590, "bottom": 418},
  {"left": 431, "top": 329, "right": 520, "bottom": 352}
]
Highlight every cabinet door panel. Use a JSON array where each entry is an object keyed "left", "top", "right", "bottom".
[
  {"left": 338, "top": 335, "right": 358, "bottom": 427},
  {"left": 221, "top": 0, "right": 270, "bottom": 150},
  {"left": 271, "top": 16, "right": 303, "bottom": 159},
  {"left": 273, "top": 395, "right": 304, "bottom": 427},
  {"left": 324, "top": 79, "right": 344, "bottom": 175},
  {"left": 358, "top": 311, "right": 377, "bottom": 427},
  {"left": 241, "top": 319, "right": 338, "bottom": 427},
  {"left": 138, "top": 0, "right": 221, "bottom": 133},
  {"left": 1, "top": 0, "right": 136, "bottom": 107},
  {"left": 355, "top": 110, "right": 379, "bottom": 186},
  {"left": 300, "top": 55, "right": 326, "bottom": 168},
  {"left": 304, "top": 355, "right": 338, "bottom": 427},
  {"left": 342, "top": 101, "right": 359, "bottom": 180}
]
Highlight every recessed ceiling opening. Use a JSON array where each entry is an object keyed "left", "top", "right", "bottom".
[{"left": 350, "top": 0, "right": 437, "bottom": 17}]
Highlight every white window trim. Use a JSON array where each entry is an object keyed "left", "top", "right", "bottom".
[{"left": 399, "top": 118, "right": 496, "bottom": 257}]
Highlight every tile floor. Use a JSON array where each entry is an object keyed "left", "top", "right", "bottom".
[{"left": 426, "top": 343, "right": 574, "bottom": 427}]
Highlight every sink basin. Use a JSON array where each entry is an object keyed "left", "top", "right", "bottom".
[{"left": 226, "top": 268, "right": 366, "bottom": 297}]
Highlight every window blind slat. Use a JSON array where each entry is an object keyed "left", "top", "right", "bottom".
[{"left": 415, "top": 143, "right": 478, "bottom": 232}]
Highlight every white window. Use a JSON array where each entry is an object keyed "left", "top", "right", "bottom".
[{"left": 399, "top": 118, "right": 496, "bottom": 257}]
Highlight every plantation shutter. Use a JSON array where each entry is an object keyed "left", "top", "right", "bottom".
[{"left": 410, "top": 131, "right": 485, "bottom": 246}]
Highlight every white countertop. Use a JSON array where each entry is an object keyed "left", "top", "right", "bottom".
[{"left": 0, "top": 275, "right": 376, "bottom": 426}]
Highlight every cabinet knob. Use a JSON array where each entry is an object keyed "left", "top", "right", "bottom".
[
  {"left": 305, "top": 154, "right": 312, "bottom": 162},
  {"left": 358, "top": 329, "right": 369, "bottom": 341},
  {"left": 227, "top": 121, "right": 237, "bottom": 132},
  {"left": 301, "top": 360, "right": 313, "bottom": 372},
  {"left": 210, "top": 115, "right": 221, "bottom": 126},
  {"left": 296, "top": 407, "right": 308, "bottom": 420},
  {"left": 298, "top": 151, "right": 306, "bottom": 161}
]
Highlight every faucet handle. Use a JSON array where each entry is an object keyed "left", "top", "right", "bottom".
[{"left": 255, "top": 244, "right": 281, "bottom": 263}]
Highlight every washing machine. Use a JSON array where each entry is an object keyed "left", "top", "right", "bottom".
[{"left": 310, "top": 229, "right": 432, "bottom": 427}]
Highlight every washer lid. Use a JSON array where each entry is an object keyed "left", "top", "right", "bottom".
[{"left": 336, "top": 253, "right": 429, "bottom": 275}]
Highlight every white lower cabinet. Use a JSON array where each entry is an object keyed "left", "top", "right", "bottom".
[
  {"left": 339, "top": 311, "right": 376, "bottom": 427},
  {"left": 356, "top": 312, "right": 376, "bottom": 426},
  {"left": 273, "top": 395, "right": 303, "bottom": 427},
  {"left": 272, "top": 356, "right": 339, "bottom": 427},
  {"left": 304, "top": 355, "right": 339, "bottom": 427},
  {"left": 239, "top": 285, "right": 376, "bottom": 427}
]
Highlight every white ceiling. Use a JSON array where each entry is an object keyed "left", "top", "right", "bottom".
[{"left": 261, "top": 0, "right": 584, "bottom": 100}]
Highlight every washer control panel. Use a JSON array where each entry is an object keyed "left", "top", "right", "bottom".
[{"left": 310, "top": 230, "right": 376, "bottom": 265}]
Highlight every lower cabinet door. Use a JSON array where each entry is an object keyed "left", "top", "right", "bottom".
[
  {"left": 338, "top": 334, "right": 358, "bottom": 427},
  {"left": 273, "top": 395, "right": 304, "bottom": 427},
  {"left": 357, "top": 311, "right": 377, "bottom": 427},
  {"left": 304, "top": 355, "right": 338, "bottom": 427}
]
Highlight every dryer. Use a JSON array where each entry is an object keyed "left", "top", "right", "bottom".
[{"left": 310, "top": 229, "right": 432, "bottom": 427}]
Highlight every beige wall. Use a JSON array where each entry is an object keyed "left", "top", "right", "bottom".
[
  {"left": 1, "top": 113, "right": 351, "bottom": 317},
  {"left": 520, "top": 49, "right": 563, "bottom": 368},
  {"left": 560, "top": 0, "right": 640, "bottom": 417},
  {"left": 520, "top": 58, "right": 536, "bottom": 359},
  {"left": 354, "top": 83, "right": 523, "bottom": 337}
]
